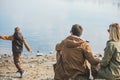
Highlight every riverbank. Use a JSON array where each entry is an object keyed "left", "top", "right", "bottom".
[{"left": 0, "top": 54, "right": 56, "bottom": 80}]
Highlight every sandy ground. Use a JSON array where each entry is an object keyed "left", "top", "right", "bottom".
[{"left": 0, "top": 54, "right": 56, "bottom": 80}]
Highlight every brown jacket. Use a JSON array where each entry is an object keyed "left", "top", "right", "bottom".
[
  {"left": 0, "top": 35, "right": 31, "bottom": 52},
  {"left": 54, "top": 35, "right": 99, "bottom": 80}
]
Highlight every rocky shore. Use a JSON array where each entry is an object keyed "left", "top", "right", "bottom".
[{"left": 0, "top": 54, "right": 56, "bottom": 80}]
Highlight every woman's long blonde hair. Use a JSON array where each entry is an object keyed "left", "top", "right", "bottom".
[{"left": 109, "top": 23, "right": 120, "bottom": 41}]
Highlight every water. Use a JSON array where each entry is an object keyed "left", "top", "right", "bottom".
[{"left": 0, "top": 0, "right": 120, "bottom": 55}]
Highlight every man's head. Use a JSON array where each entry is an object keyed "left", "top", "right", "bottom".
[{"left": 70, "top": 24, "right": 83, "bottom": 37}]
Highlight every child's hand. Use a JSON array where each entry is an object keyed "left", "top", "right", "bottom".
[
  {"left": 29, "top": 49, "right": 32, "bottom": 53},
  {"left": 94, "top": 54, "right": 102, "bottom": 61}
]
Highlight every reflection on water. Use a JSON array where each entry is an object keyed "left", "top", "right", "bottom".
[{"left": 0, "top": 0, "right": 120, "bottom": 55}]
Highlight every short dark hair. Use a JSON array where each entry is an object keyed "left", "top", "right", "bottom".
[{"left": 71, "top": 24, "right": 83, "bottom": 37}]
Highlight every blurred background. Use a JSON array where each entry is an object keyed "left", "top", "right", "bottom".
[{"left": 0, "top": 0, "right": 120, "bottom": 55}]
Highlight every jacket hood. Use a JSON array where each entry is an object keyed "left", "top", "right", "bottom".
[{"left": 63, "top": 35, "right": 85, "bottom": 48}]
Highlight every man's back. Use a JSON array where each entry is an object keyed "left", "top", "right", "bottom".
[{"left": 54, "top": 35, "right": 99, "bottom": 80}]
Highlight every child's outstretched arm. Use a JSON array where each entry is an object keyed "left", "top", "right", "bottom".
[
  {"left": 23, "top": 39, "right": 32, "bottom": 53},
  {"left": 0, "top": 35, "right": 13, "bottom": 40}
]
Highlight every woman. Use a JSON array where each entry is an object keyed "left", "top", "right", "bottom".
[
  {"left": 97, "top": 23, "right": 120, "bottom": 80},
  {"left": 54, "top": 24, "right": 100, "bottom": 80},
  {"left": 0, "top": 27, "right": 32, "bottom": 78}
]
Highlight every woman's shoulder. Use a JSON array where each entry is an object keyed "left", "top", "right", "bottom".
[
  {"left": 106, "top": 40, "right": 120, "bottom": 47},
  {"left": 107, "top": 40, "right": 115, "bottom": 44}
]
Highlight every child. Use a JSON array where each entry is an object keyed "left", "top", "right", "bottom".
[{"left": 0, "top": 27, "right": 32, "bottom": 78}]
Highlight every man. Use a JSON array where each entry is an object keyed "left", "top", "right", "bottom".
[
  {"left": 54, "top": 24, "right": 100, "bottom": 80},
  {"left": 0, "top": 27, "right": 32, "bottom": 78}
]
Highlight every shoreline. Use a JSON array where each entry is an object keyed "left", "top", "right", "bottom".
[{"left": 0, "top": 54, "right": 56, "bottom": 80}]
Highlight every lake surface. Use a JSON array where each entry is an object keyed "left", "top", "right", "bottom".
[{"left": 0, "top": 0, "right": 120, "bottom": 55}]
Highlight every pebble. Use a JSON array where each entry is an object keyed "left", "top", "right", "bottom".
[{"left": 0, "top": 62, "right": 5, "bottom": 67}]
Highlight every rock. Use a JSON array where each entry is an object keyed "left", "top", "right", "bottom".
[
  {"left": 36, "top": 52, "right": 44, "bottom": 56},
  {"left": 29, "top": 65, "right": 35, "bottom": 68},
  {"left": 4, "top": 60, "right": 9, "bottom": 63},
  {"left": 0, "top": 62, "right": 5, "bottom": 67},
  {"left": 49, "top": 51, "right": 53, "bottom": 54}
]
